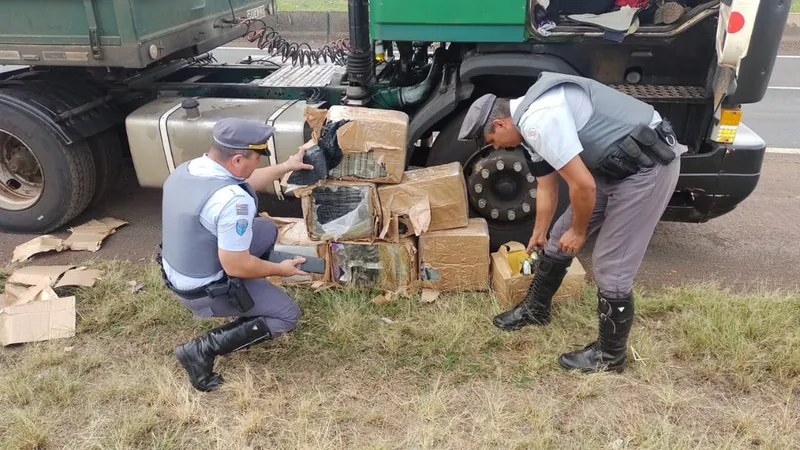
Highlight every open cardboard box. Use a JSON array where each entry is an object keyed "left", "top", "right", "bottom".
[
  {"left": 300, "top": 105, "right": 408, "bottom": 185},
  {"left": 491, "top": 241, "right": 586, "bottom": 309},
  {"left": 329, "top": 237, "right": 418, "bottom": 293},
  {"left": 264, "top": 216, "right": 331, "bottom": 286},
  {"left": 292, "top": 180, "right": 382, "bottom": 243},
  {"left": 377, "top": 162, "right": 469, "bottom": 243}
]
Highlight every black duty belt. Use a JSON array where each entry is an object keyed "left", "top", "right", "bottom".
[
  {"left": 595, "top": 118, "right": 678, "bottom": 181},
  {"left": 154, "top": 246, "right": 254, "bottom": 312}
]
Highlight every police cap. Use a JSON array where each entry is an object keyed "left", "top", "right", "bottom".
[
  {"left": 212, "top": 117, "right": 274, "bottom": 156},
  {"left": 457, "top": 93, "right": 497, "bottom": 141}
]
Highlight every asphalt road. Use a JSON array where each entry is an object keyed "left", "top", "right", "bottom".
[{"left": 0, "top": 53, "right": 798, "bottom": 293}]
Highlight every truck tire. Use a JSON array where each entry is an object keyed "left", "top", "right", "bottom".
[
  {"left": 426, "top": 109, "right": 570, "bottom": 252},
  {"left": 0, "top": 104, "right": 96, "bottom": 233},
  {"left": 86, "top": 128, "right": 123, "bottom": 209}
]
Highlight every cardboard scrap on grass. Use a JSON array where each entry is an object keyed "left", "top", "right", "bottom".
[
  {"left": 11, "top": 217, "right": 128, "bottom": 262},
  {"left": 1, "top": 264, "right": 103, "bottom": 346}
]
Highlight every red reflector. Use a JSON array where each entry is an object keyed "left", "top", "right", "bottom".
[{"left": 728, "top": 11, "right": 745, "bottom": 33}]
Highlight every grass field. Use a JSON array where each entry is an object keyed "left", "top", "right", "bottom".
[
  {"left": 793, "top": 0, "right": 800, "bottom": 13},
  {"left": 1, "top": 258, "right": 799, "bottom": 449},
  {"left": 277, "top": 0, "right": 347, "bottom": 12}
]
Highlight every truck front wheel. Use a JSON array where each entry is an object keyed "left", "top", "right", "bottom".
[
  {"left": 0, "top": 104, "right": 96, "bottom": 234},
  {"left": 426, "top": 109, "right": 570, "bottom": 251}
]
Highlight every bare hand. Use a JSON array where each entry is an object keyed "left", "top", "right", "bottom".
[
  {"left": 558, "top": 228, "right": 586, "bottom": 255},
  {"left": 527, "top": 229, "right": 547, "bottom": 254},
  {"left": 277, "top": 257, "right": 308, "bottom": 277},
  {"left": 282, "top": 142, "right": 315, "bottom": 172}
]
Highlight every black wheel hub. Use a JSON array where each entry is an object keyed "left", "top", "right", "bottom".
[{"left": 467, "top": 147, "right": 537, "bottom": 223}]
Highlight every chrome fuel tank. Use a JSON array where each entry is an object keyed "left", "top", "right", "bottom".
[{"left": 125, "top": 96, "right": 314, "bottom": 197}]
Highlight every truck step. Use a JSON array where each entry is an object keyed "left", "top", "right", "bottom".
[
  {"left": 249, "top": 56, "right": 346, "bottom": 88},
  {"left": 609, "top": 84, "right": 708, "bottom": 103}
]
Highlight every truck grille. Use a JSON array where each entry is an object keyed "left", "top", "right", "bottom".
[{"left": 609, "top": 84, "right": 708, "bottom": 103}]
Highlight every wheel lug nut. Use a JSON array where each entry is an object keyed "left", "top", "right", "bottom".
[
  {"left": 478, "top": 199, "right": 487, "bottom": 208},
  {"left": 530, "top": 189, "right": 537, "bottom": 198},
  {"left": 507, "top": 210, "right": 516, "bottom": 220},
  {"left": 522, "top": 202, "right": 531, "bottom": 213},
  {"left": 490, "top": 209, "right": 499, "bottom": 219},
  {"left": 474, "top": 183, "right": 483, "bottom": 194},
  {"left": 496, "top": 161, "right": 505, "bottom": 171},
  {"left": 481, "top": 169, "right": 490, "bottom": 179},
  {"left": 527, "top": 174, "right": 535, "bottom": 183},
  {"left": 513, "top": 162, "right": 522, "bottom": 172}
]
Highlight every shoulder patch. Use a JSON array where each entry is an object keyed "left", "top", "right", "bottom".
[
  {"left": 526, "top": 125, "right": 539, "bottom": 141},
  {"left": 236, "top": 219, "right": 249, "bottom": 236},
  {"left": 235, "top": 203, "right": 249, "bottom": 216}
]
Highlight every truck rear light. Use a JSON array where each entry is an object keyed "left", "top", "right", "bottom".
[{"left": 712, "top": 107, "right": 742, "bottom": 144}]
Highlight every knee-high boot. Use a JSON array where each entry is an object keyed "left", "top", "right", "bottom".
[
  {"left": 175, "top": 316, "right": 273, "bottom": 392},
  {"left": 492, "top": 252, "right": 571, "bottom": 331},
  {"left": 558, "top": 291, "right": 634, "bottom": 373}
]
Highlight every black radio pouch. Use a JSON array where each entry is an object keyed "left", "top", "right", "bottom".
[{"left": 629, "top": 123, "right": 677, "bottom": 166}]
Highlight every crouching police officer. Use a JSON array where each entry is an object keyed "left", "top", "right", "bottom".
[
  {"left": 459, "top": 72, "right": 687, "bottom": 373},
  {"left": 158, "top": 117, "right": 314, "bottom": 392}
]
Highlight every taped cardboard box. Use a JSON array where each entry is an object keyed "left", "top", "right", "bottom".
[
  {"left": 302, "top": 105, "right": 408, "bottom": 184},
  {"left": 377, "top": 162, "right": 469, "bottom": 242},
  {"left": 295, "top": 180, "right": 382, "bottom": 242},
  {"left": 419, "top": 218, "right": 491, "bottom": 292},
  {"left": 329, "top": 237, "right": 418, "bottom": 292},
  {"left": 1, "top": 285, "right": 76, "bottom": 346},
  {"left": 265, "top": 216, "right": 329, "bottom": 285},
  {"left": 491, "top": 242, "right": 586, "bottom": 309}
]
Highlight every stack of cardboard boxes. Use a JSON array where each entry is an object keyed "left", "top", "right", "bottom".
[{"left": 269, "top": 105, "right": 585, "bottom": 305}]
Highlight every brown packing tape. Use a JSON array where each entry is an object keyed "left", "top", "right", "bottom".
[{"left": 326, "top": 105, "right": 409, "bottom": 154}]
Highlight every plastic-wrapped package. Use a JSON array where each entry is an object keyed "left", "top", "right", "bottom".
[
  {"left": 330, "top": 237, "right": 417, "bottom": 292},
  {"left": 300, "top": 181, "right": 381, "bottom": 242},
  {"left": 265, "top": 217, "right": 328, "bottom": 285}
]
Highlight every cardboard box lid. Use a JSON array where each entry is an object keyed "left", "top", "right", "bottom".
[
  {"left": 419, "top": 217, "right": 490, "bottom": 239},
  {"left": 326, "top": 105, "right": 409, "bottom": 153},
  {"left": 377, "top": 162, "right": 469, "bottom": 238}
]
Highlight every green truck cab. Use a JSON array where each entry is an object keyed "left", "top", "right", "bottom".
[{"left": 0, "top": 0, "right": 791, "bottom": 250}]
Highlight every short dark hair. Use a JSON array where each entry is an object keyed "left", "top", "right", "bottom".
[
  {"left": 210, "top": 143, "right": 255, "bottom": 161},
  {"left": 483, "top": 98, "right": 511, "bottom": 136}
]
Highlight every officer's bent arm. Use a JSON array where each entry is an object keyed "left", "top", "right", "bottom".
[
  {"left": 533, "top": 171, "right": 559, "bottom": 233},
  {"left": 218, "top": 248, "right": 285, "bottom": 278},
  {"left": 556, "top": 156, "right": 596, "bottom": 236},
  {"left": 245, "top": 164, "right": 289, "bottom": 192}
]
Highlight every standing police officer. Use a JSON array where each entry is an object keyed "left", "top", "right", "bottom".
[
  {"left": 458, "top": 71, "right": 686, "bottom": 373},
  {"left": 158, "top": 117, "right": 314, "bottom": 392}
]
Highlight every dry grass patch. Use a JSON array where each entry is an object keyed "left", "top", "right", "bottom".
[{"left": 1, "top": 259, "right": 799, "bottom": 448}]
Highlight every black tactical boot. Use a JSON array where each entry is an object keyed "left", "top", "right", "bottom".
[
  {"left": 492, "top": 252, "right": 571, "bottom": 331},
  {"left": 175, "top": 316, "right": 272, "bottom": 392},
  {"left": 558, "top": 292, "right": 634, "bottom": 373}
]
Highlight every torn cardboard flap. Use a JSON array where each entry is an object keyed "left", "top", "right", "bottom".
[
  {"left": 8, "top": 265, "right": 75, "bottom": 286},
  {"left": 63, "top": 217, "right": 128, "bottom": 252},
  {"left": 1, "top": 291, "right": 76, "bottom": 347},
  {"left": 378, "top": 162, "right": 469, "bottom": 242},
  {"left": 304, "top": 105, "right": 329, "bottom": 142},
  {"left": 11, "top": 235, "right": 66, "bottom": 263},
  {"left": 55, "top": 267, "right": 104, "bottom": 288},
  {"left": 267, "top": 218, "right": 331, "bottom": 286}
]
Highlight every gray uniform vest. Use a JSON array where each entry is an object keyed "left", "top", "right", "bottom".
[
  {"left": 511, "top": 72, "right": 654, "bottom": 171},
  {"left": 161, "top": 161, "right": 258, "bottom": 279}
]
